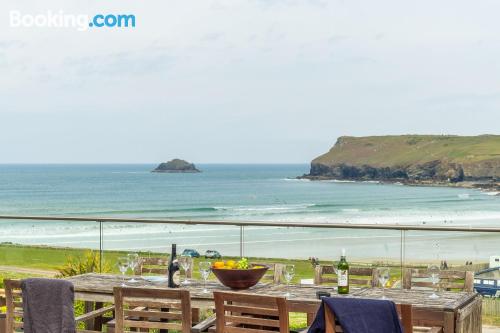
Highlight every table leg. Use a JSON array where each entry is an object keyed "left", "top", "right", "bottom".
[
  {"left": 443, "top": 311, "right": 455, "bottom": 333},
  {"left": 93, "top": 302, "right": 103, "bottom": 331},
  {"left": 307, "top": 313, "right": 314, "bottom": 326},
  {"left": 192, "top": 308, "right": 201, "bottom": 323},
  {"left": 84, "top": 301, "right": 95, "bottom": 330}
]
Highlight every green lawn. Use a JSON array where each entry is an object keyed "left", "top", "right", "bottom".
[
  {"left": 0, "top": 243, "right": 400, "bottom": 284},
  {"left": 0, "top": 243, "right": 126, "bottom": 271}
]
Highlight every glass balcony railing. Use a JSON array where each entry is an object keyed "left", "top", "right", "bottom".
[{"left": 1, "top": 214, "right": 500, "bottom": 327}]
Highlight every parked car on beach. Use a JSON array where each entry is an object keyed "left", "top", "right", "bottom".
[
  {"left": 181, "top": 249, "right": 200, "bottom": 257},
  {"left": 205, "top": 250, "right": 222, "bottom": 259}
]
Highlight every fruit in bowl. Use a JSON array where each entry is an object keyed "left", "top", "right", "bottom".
[{"left": 211, "top": 258, "right": 269, "bottom": 289}]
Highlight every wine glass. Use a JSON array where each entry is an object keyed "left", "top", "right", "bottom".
[
  {"left": 117, "top": 257, "right": 129, "bottom": 287},
  {"left": 127, "top": 253, "right": 139, "bottom": 283},
  {"left": 428, "top": 264, "right": 440, "bottom": 299},
  {"left": 283, "top": 264, "right": 295, "bottom": 298},
  {"left": 179, "top": 254, "right": 192, "bottom": 285},
  {"left": 378, "top": 267, "right": 390, "bottom": 300},
  {"left": 199, "top": 261, "right": 211, "bottom": 294}
]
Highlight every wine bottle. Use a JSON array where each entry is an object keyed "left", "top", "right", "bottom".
[
  {"left": 168, "top": 244, "right": 180, "bottom": 288},
  {"left": 337, "top": 248, "right": 349, "bottom": 294}
]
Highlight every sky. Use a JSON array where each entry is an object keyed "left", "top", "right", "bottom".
[{"left": 1, "top": 0, "right": 500, "bottom": 163}]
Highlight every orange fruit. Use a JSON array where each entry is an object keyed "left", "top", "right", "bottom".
[{"left": 213, "top": 261, "right": 225, "bottom": 269}]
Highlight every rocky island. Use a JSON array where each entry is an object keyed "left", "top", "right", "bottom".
[
  {"left": 300, "top": 135, "right": 500, "bottom": 191},
  {"left": 152, "top": 159, "right": 201, "bottom": 173}
]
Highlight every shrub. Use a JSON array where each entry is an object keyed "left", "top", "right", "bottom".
[{"left": 57, "top": 250, "right": 111, "bottom": 277}]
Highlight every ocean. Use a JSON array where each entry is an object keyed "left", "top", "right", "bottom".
[{"left": 0, "top": 164, "right": 499, "bottom": 262}]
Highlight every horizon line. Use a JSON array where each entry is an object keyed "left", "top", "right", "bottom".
[{"left": 0, "top": 162, "right": 310, "bottom": 165}]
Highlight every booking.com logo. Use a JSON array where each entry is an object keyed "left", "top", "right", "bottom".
[{"left": 9, "top": 10, "right": 136, "bottom": 31}]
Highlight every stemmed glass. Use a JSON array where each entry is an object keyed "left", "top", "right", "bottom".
[
  {"left": 378, "top": 267, "right": 390, "bottom": 300},
  {"left": 117, "top": 256, "right": 129, "bottom": 287},
  {"left": 127, "top": 253, "right": 139, "bottom": 283},
  {"left": 179, "top": 254, "right": 192, "bottom": 285},
  {"left": 283, "top": 264, "right": 295, "bottom": 298},
  {"left": 199, "top": 261, "right": 211, "bottom": 294},
  {"left": 428, "top": 264, "right": 440, "bottom": 299}
]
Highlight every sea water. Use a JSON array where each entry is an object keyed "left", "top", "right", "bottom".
[{"left": 0, "top": 164, "right": 499, "bottom": 262}]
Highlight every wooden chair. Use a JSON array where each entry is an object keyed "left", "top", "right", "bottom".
[
  {"left": 1, "top": 289, "right": 6, "bottom": 333},
  {"left": 135, "top": 256, "right": 193, "bottom": 279},
  {"left": 0, "top": 289, "right": 6, "bottom": 307},
  {"left": 136, "top": 256, "right": 198, "bottom": 322},
  {"left": 112, "top": 286, "right": 195, "bottom": 333},
  {"left": 314, "top": 265, "right": 378, "bottom": 288},
  {"left": 4, "top": 279, "right": 113, "bottom": 333},
  {"left": 251, "top": 263, "right": 284, "bottom": 284},
  {"left": 402, "top": 268, "right": 474, "bottom": 292},
  {"left": 135, "top": 257, "right": 169, "bottom": 275},
  {"left": 324, "top": 302, "right": 442, "bottom": 333},
  {"left": 0, "top": 313, "right": 5, "bottom": 333},
  {"left": 213, "top": 291, "right": 289, "bottom": 333}
]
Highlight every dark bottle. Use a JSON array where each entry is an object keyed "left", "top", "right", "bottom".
[
  {"left": 337, "top": 248, "right": 349, "bottom": 294},
  {"left": 168, "top": 244, "right": 180, "bottom": 288}
]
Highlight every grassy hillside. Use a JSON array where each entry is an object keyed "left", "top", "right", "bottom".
[
  {"left": 304, "top": 135, "right": 500, "bottom": 182},
  {"left": 314, "top": 135, "right": 500, "bottom": 167}
]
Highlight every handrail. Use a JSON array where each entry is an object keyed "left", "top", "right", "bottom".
[{"left": 0, "top": 214, "right": 499, "bottom": 233}]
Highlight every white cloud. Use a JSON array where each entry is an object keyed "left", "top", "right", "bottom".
[{"left": 1, "top": 0, "right": 500, "bottom": 162}]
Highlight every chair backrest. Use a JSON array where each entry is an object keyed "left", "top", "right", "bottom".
[
  {"left": 251, "top": 262, "right": 284, "bottom": 284},
  {"left": 324, "top": 301, "right": 413, "bottom": 333},
  {"left": 136, "top": 256, "right": 169, "bottom": 275},
  {"left": 213, "top": 291, "right": 289, "bottom": 333},
  {"left": 403, "top": 268, "right": 474, "bottom": 292},
  {"left": 0, "top": 288, "right": 6, "bottom": 307},
  {"left": 113, "top": 287, "right": 192, "bottom": 333},
  {"left": 314, "top": 265, "right": 378, "bottom": 288},
  {"left": 4, "top": 280, "right": 23, "bottom": 332}
]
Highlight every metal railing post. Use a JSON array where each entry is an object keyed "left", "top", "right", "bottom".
[
  {"left": 400, "top": 230, "right": 406, "bottom": 289},
  {"left": 240, "top": 226, "right": 244, "bottom": 258},
  {"left": 99, "top": 220, "right": 103, "bottom": 273}
]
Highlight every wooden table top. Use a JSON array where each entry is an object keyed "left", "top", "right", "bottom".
[{"left": 67, "top": 273, "right": 478, "bottom": 312}]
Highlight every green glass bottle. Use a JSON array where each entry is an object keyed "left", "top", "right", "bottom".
[{"left": 337, "top": 248, "right": 349, "bottom": 294}]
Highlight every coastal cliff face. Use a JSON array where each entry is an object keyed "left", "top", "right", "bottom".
[{"left": 303, "top": 135, "right": 500, "bottom": 183}]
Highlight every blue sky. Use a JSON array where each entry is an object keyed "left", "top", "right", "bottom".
[{"left": 1, "top": 0, "right": 500, "bottom": 163}]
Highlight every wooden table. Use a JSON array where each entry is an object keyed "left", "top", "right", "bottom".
[{"left": 67, "top": 274, "right": 482, "bottom": 333}]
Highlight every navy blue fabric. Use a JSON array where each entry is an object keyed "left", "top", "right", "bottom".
[{"left": 308, "top": 297, "right": 404, "bottom": 333}]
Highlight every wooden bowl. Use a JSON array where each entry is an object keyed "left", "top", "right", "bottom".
[{"left": 212, "top": 265, "right": 269, "bottom": 289}]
